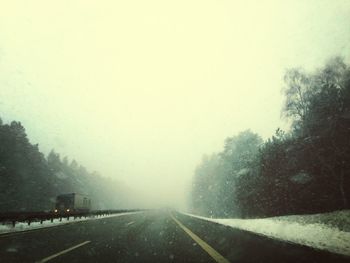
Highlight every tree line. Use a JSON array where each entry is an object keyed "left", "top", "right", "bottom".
[
  {"left": 0, "top": 120, "right": 131, "bottom": 212},
  {"left": 190, "top": 57, "right": 350, "bottom": 218}
]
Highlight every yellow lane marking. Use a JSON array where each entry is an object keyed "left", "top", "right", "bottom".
[
  {"left": 37, "top": 241, "right": 91, "bottom": 262},
  {"left": 170, "top": 214, "right": 230, "bottom": 263}
]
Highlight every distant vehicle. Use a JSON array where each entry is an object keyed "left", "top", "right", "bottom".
[{"left": 54, "top": 193, "right": 91, "bottom": 213}]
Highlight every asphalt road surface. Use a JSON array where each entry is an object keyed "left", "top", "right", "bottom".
[{"left": 0, "top": 210, "right": 348, "bottom": 263}]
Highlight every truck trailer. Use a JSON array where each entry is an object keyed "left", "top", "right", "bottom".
[{"left": 55, "top": 193, "right": 91, "bottom": 213}]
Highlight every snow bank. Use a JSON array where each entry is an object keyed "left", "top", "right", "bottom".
[
  {"left": 0, "top": 211, "right": 142, "bottom": 235},
  {"left": 182, "top": 212, "right": 350, "bottom": 257}
]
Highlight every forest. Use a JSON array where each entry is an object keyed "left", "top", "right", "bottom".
[
  {"left": 1, "top": 57, "right": 349, "bottom": 216},
  {"left": 0, "top": 120, "right": 131, "bottom": 212},
  {"left": 190, "top": 57, "right": 350, "bottom": 218}
]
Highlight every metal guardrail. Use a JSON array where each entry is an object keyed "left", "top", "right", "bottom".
[{"left": 0, "top": 209, "right": 140, "bottom": 227}]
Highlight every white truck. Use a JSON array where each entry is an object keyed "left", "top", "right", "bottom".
[{"left": 55, "top": 193, "right": 91, "bottom": 213}]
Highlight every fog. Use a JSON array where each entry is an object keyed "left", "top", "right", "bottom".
[{"left": 1, "top": 0, "right": 349, "bottom": 209}]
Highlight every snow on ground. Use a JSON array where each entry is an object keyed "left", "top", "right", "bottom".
[
  {"left": 272, "top": 210, "right": 350, "bottom": 232},
  {"left": 0, "top": 211, "right": 143, "bottom": 235},
  {"left": 182, "top": 211, "right": 350, "bottom": 257}
]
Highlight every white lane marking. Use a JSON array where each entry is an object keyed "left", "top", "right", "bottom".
[
  {"left": 37, "top": 241, "right": 91, "bottom": 262},
  {"left": 126, "top": 221, "right": 135, "bottom": 226}
]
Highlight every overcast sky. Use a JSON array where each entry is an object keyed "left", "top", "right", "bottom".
[{"left": 1, "top": 0, "right": 349, "bottom": 209}]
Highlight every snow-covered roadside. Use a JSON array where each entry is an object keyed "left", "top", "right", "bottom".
[
  {"left": 181, "top": 212, "right": 350, "bottom": 257},
  {"left": 0, "top": 211, "right": 143, "bottom": 235}
]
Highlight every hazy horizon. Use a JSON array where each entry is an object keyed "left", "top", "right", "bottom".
[{"left": 1, "top": 0, "right": 350, "bottom": 209}]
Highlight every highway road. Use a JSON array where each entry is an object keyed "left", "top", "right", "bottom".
[{"left": 0, "top": 210, "right": 348, "bottom": 263}]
